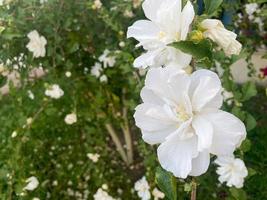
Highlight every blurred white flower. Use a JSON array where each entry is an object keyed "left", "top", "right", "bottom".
[
  {"left": 23, "top": 176, "right": 39, "bottom": 191},
  {"left": 124, "top": 10, "right": 134, "bottom": 18},
  {"left": 40, "top": 0, "right": 48, "bottom": 3},
  {"left": 27, "top": 90, "right": 35, "bottom": 100},
  {"left": 65, "top": 71, "right": 72, "bottom": 77},
  {"left": 245, "top": 3, "right": 258, "bottom": 16},
  {"left": 134, "top": 176, "right": 151, "bottom": 200},
  {"left": 45, "top": 84, "right": 64, "bottom": 99},
  {"left": 133, "top": 0, "right": 142, "bottom": 8},
  {"left": 119, "top": 41, "right": 125, "bottom": 47},
  {"left": 11, "top": 131, "right": 17, "bottom": 138},
  {"left": 102, "top": 184, "right": 108, "bottom": 190},
  {"left": 99, "top": 49, "right": 116, "bottom": 68},
  {"left": 127, "top": 0, "right": 194, "bottom": 69},
  {"left": 222, "top": 89, "right": 234, "bottom": 105},
  {"left": 91, "top": 62, "right": 102, "bottom": 78},
  {"left": 87, "top": 153, "right": 100, "bottom": 163},
  {"left": 64, "top": 113, "right": 77, "bottom": 125},
  {"left": 134, "top": 66, "right": 246, "bottom": 178},
  {"left": 100, "top": 75, "right": 108, "bottom": 83},
  {"left": 32, "top": 198, "right": 40, "bottom": 200},
  {"left": 152, "top": 188, "right": 164, "bottom": 200},
  {"left": 26, "top": 117, "right": 33, "bottom": 125},
  {"left": 93, "top": 188, "right": 115, "bottom": 200},
  {"left": 200, "top": 19, "right": 242, "bottom": 56},
  {"left": 92, "top": 0, "right": 102, "bottom": 10},
  {"left": 26, "top": 30, "right": 47, "bottom": 58},
  {"left": 215, "top": 156, "right": 248, "bottom": 188}
]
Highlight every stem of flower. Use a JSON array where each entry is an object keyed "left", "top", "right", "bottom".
[{"left": 191, "top": 178, "right": 197, "bottom": 200}]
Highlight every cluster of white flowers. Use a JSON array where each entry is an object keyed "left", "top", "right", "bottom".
[
  {"left": 215, "top": 156, "right": 248, "bottom": 188},
  {"left": 92, "top": 0, "right": 102, "bottom": 10},
  {"left": 128, "top": 0, "right": 247, "bottom": 185},
  {"left": 26, "top": 30, "right": 47, "bottom": 58},
  {"left": 45, "top": 84, "right": 64, "bottom": 99},
  {"left": 64, "top": 113, "right": 77, "bottom": 125},
  {"left": 87, "top": 153, "right": 100, "bottom": 163},
  {"left": 23, "top": 176, "right": 39, "bottom": 191},
  {"left": 93, "top": 188, "right": 115, "bottom": 200},
  {"left": 134, "top": 176, "right": 151, "bottom": 200},
  {"left": 90, "top": 49, "right": 116, "bottom": 83}
]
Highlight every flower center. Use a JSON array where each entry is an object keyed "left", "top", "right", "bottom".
[
  {"left": 176, "top": 105, "right": 191, "bottom": 122},
  {"left": 158, "top": 31, "right": 167, "bottom": 40}
]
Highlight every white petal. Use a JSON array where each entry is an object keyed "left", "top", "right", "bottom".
[
  {"left": 189, "top": 69, "right": 223, "bottom": 112},
  {"left": 165, "top": 47, "right": 192, "bottom": 67},
  {"left": 127, "top": 20, "right": 162, "bottom": 50},
  {"left": 134, "top": 103, "right": 178, "bottom": 144},
  {"left": 189, "top": 150, "right": 210, "bottom": 176},
  {"left": 192, "top": 114, "right": 213, "bottom": 151},
  {"left": 180, "top": 1, "right": 195, "bottom": 40},
  {"left": 133, "top": 49, "right": 162, "bottom": 68},
  {"left": 205, "top": 111, "right": 246, "bottom": 155},
  {"left": 140, "top": 88, "right": 165, "bottom": 106},
  {"left": 157, "top": 133, "right": 198, "bottom": 178},
  {"left": 142, "top": 0, "right": 163, "bottom": 22}
]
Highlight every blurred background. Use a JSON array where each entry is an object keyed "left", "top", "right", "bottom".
[{"left": 0, "top": 0, "right": 266, "bottom": 199}]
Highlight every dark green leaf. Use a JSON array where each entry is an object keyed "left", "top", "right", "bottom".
[
  {"left": 230, "top": 188, "right": 247, "bottom": 200},
  {"left": 155, "top": 167, "right": 177, "bottom": 200},
  {"left": 171, "top": 40, "right": 212, "bottom": 61},
  {"left": 245, "top": 113, "right": 257, "bottom": 131},
  {"left": 241, "top": 82, "right": 257, "bottom": 101},
  {"left": 204, "top": 0, "right": 223, "bottom": 15},
  {"left": 240, "top": 139, "right": 251, "bottom": 152}
]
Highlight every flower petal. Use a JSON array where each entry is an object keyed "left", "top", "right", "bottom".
[
  {"left": 189, "top": 150, "right": 210, "bottom": 176},
  {"left": 180, "top": 1, "right": 195, "bottom": 40},
  {"left": 189, "top": 69, "right": 223, "bottom": 112},
  {"left": 205, "top": 110, "right": 246, "bottom": 155},
  {"left": 127, "top": 20, "right": 162, "bottom": 50},
  {"left": 142, "top": 0, "right": 163, "bottom": 22},
  {"left": 192, "top": 114, "right": 213, "bottom": 151},
  {"left": 133, "top": 49, "right": 162, "bottom": 68},
  {"left": 134, "top": 103, "right": 178, "bottom": 144},
  {"left": 157, "top": 133, "right": 198, "bottom": 178}
]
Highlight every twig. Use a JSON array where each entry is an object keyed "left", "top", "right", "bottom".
[
  {"left": 121, "top": 88, "right": 134, "bottom": 165},
  {"left": 191, "top": 178, "right": 197, "bottom": 200},
  {"left": 105, "top": 123, "right": 128, "bottom": 164}
]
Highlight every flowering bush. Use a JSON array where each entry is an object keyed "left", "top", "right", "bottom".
[{"left": 0, "top": 0, "right": 266, "bottom": 200}]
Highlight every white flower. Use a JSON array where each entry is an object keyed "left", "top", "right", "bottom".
[
  {"left": 245, "top": 3, "right": 258, "bottom": 16},
  {"left": 40, "top": 0, "right": 48, "bottom": 3},
  {"left": 91, "top": 62, "right": 102, "bottom": 78},
  {"left": 11, "top": 131, "right": 17, "bottom": 138},
  {"left": 100, "top": 75, "right": 108, "bottom": 83},
  {"left": 32, "top": 198, "right": 40, "bottom": 200},
  {"left": 23, "top": 176, "right": 39, "bottom": 191},
  {"left": 99, "top": 50, "right": 116, "bottom": 68},
  {"left": 200, "top": 19, "right": 242, "bottom": 56},
  {"left": 92, "top": 0, "right": 102, "bottom": 10},
  {"left": 87, "top": 153, "right": 100, "bottom": 163},
  {"left": 134, "top": 66, "right": 246, "bottom": 178},
  {"left": 27, "top": 90, "right": 35, "bottom": 100},
  {"left": 127, "top": 0, "right": 194, "bottom": 69},
  {"left": 124, "top": 10, "right": 134, "bottom": 18},
  {"left": 26, "top": 30, "right": 47, "bottom": 58},
  {"left": 134, "top": 176, "right": 151, "bottom": 200},
  {"left": 93, "top": 188, "right": 115, "bottom": 200},
  {"left": 222, "top": 89, "right": 234, "bottom": 105},
  {"left": 65, "top": 71, "right": 72, "bottom": 77},
  {"left": 152, "top": 188, "right": 164, "bottom": 200},
  {"left": 119, "top": 41, "right": 125, "bottom": 47},
  {"left": 102, "top": 184, "right": 108, "bottom": 190},
  {"left": 215, "top": 156, "right": 248, "bottom": 188},
  {"left": 64, "top": 113, "right": 77, "bottom": 125},
  {"left": 45, "top": 84, "right": 64, "bottom": 99}
]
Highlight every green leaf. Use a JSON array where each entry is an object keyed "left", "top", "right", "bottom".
[
  {"left": 171, "top": 40, "right": 212, "bottom": 61},
  {"left": 204, "top": 0, "right": 223, "bottom": 15},
  {"left": 155, "top": 167, "right": 177, "bottom": 200},
  {"left": 240, "top": 139, "right": 251, "bottom": 152},
  {"left": 245, "top": 113, "right": 257, "bottom": 131},
  {"left": 241, "top": 82, "right": 257, "bottom": 101},
  {"left": 230, "top": 188, "right": 247, "bottom": 200},
  {"left": 247, "top": 168, "right": 257, "bottom": 178}
]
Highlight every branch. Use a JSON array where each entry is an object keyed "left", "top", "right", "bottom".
[{"left": 105, "top": 123, "right": 128, "bottom": 164}]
